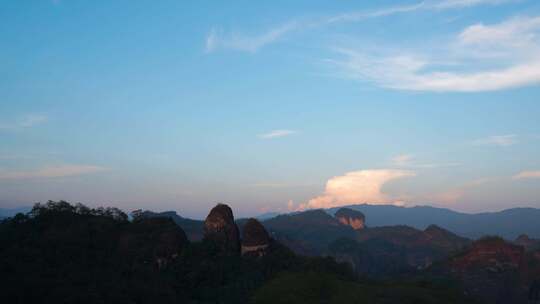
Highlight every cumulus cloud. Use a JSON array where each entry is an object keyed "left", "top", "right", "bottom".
[
  {"left": 258, "top": 129, "right": 297, "bottom": 139},
  {"left": 331, "top": 15, "right": 540, "bottom": 92},
  {"left": 287, "top": 199, "right": 295, "bottom": 211},
  {"left": 473, "top": 134, "right": 517, "bottom": 147},
  {"left": 0, "top": 165, "right": 108, "bottom": 180},
  {"left": 299, "top": 169, "right": 415, "bottom": 210},
  {"left": 513, "top": 171, "right": 540, "bottom": 180}
]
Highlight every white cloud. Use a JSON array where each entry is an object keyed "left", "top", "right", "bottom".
[
  {"left": 287, "top": 199, "right": 295, "bottom": 211},
  {"left": 258, "top": 129, "right": 297, "bottom": 139},
  {"left": 391, "top": 154, "right": 415, "bottom": 167},
  {"left": 390, "top": 154, "right": 460, "bottom": 168},
  {"left": 0, "top": 114, "right": 48, "bottom": 130},
  {"left": 330, "top": 0, "right": 515, "bottom": 23},
  {"left": 0, "top": 165, "right": 108, "bottom": 180},
  {"left": 328, "top": 2, "right": 427, "bottom": 23},
  {"left": 299, "top": 169, "right": 415, "bottom": 210},
  {"left": 326, "top": 0, "right": 516, "bottom": 23},
  {"left": 473, "top": 134, "right": 517, "bottom": 147},
  {"left": 206, "top": 0, "right": 513, "bottom": 53},
  {"left": 205, "top": 22, "right": 299, "bottom": 53},
  {"left": 331, "top": 15, "right": 540, "bottom": 92},
  {"left": 513, "top": 171, "right": 540, "bottom": 180},
  {"left": 433, "top": 0, "right": 514, "bottom": 9}
]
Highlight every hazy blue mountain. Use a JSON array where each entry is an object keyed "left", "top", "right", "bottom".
[
  {"left": 255, "top": 212, "right": 282, "bottom": 221},
  {"left": 327, "top": 204, "right": 540, "bottom": 240},
  {"left": 0, "top": 206, "right": 32, "bottom": 219}
]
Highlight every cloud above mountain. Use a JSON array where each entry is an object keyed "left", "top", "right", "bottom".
[{"left": 299, "top": 169, "right": 415, "bottom": 210}]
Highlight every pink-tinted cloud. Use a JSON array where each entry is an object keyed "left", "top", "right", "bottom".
[
  {"left": 513, "top": 171, "right": 540, "bottom": 180},
  {"left": 299, "top": 169, "right": 415, "bottom": 210}
]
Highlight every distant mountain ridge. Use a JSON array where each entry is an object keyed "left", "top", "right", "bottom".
[
  {"left": 325, "top": 204, "right": 540, "bottom": 240},
  {"left": 141, "top": 203, "right": 540, "bottom": 242},
  {"left": 0, "top": 206, "right": 31, "bottom": 219}
]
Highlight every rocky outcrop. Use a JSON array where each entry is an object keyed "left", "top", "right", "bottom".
[
  {"left": 203, "top": 203, "right": 240, "bottom": 255},
  {"left": 437, "top": 237, "right": 529, "bottom": 303},
  {"left": 515, "top": 234, "right": 540, "bottom": 252},
  {"left": 335, "top": 208, "right": 365, "bottom": 230},
  {"left": 449, "top": 237, "right": 524, "bottom": 272},
  {"left": 241, "top": 218, "right": 270, "bottom": 257}
]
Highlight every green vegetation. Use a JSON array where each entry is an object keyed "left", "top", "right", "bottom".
[{"left": 253, "top": 272, "right": 481, "bottom": 304}]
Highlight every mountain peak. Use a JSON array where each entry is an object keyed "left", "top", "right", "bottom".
[
  {"left": 203, "top": 203, "right": 240, "bottom": 255},
  {"left": 335, "top": 208, "right": 365, "bottom": 230}
]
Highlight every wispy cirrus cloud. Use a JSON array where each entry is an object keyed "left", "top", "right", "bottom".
[
  {"left": 0, "top": 114, "right": 48, "bottom": 131},
  {"left": 205, "top": 0, "right": 513, "bottom": 53},
  {"left": 205, "top": 22, "right": 300, "bottom": 53},
  {"left": 331, "top": 15, "right": 540, "bottom": 92},
  {"left": 0, "top": 165, "right": 108, "bottom": 180},
  {"left": 473, "top": 134, "right": 517, "bottom": 147},
  {"left": 391, "top": 154, "right": 415, "bottom": 167},
  {"left": 327, "top": 0, "right": 512, "bottom": 23},
  {"left": 390, "top": 154, "right": 460, "bottom": 168},
  {"left": 432, "top": 0, "right": 515, "bottom": 9},
  {"left": 299, "top": 169, "right": 416, "bottom": 210},
  {"left": 513, "top": 171, "right": 540, "bottom": 180},
  {"left": 258, "top": 129, "right": 297, "bottom": 139}
]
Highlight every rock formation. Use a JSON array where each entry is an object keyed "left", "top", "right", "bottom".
[
  {"left": 449, "top": 237, "right": 524, "bottom": 272},
  {"left": 203, "top": 203, "right": 240, "bottom": 255},
  {"left": 335, "top": 208, "right": 365, "bottom": 230},
  {"left": 515, "top": 234, "right": 540, "bottom": 252},
  {"left": 438, "top": 237, "right": 530, "bottom": 303},
  {"left": 241, "top": 218, "right": 270, "bottom": 257}
]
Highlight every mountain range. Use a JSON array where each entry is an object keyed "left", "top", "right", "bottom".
[
  {"left": 132, "top": 203, "right": 540, "bottom": 302},
  {"left": 326, "top": 204, "right": 540, "bottom": 240},
  {"left": 142, "top": 204, "right": 540, "bottom": 241},
  {"left": 1, "top": 201, "right": 489, "bottom": 304}
]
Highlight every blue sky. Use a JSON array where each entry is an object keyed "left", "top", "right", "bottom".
[{"left": 1, "top": 0, "right": 540, "bottom": 218}]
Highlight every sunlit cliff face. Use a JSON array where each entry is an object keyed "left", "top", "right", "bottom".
[
  {"left": 299, "top": 169, "right": 415, "bottom": 210},
  {"left": 337, "top": 216, "right": 365, "bottom": 230}
]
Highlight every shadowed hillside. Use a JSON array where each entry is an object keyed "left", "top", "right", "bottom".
[{"left": 0, "top": 200, "right": 487, "bottom": 304}]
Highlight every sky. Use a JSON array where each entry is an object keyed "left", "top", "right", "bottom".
[{"left": 1, "top": 0, "right": 540, "bottom": 219}]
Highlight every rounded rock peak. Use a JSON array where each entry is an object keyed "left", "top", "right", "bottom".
[
  {"left": 242, "top": 218, "right": 270, "bottom": 247},
  {"left": 204, "top": 203, "right": 240, "bottom": 255},
  {"left": 206, "top": 203, "right": 234, "bottom": 222}
]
